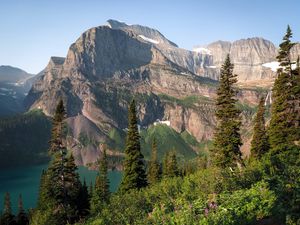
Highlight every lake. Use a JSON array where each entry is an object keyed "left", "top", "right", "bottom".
[{"left": 0, "top": 163, "right": 122, "bottom": 213}]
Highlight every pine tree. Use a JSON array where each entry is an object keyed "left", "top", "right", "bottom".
[
  {"left": 119, "top": 99, "right": 147, "bottom": 192},
  {"left": 267, "top": 26, "right": 300, "bottom": 223},
  {"left": 250, "top": 97, "right": 269, "bottom": 158},
  {"left": 268, "top": 26, "right": 298, "bottom": 153},
  {"left": 212, "top": 54, "right": 242, "bottom": 168},
  {"left": 36, "top": 170, "right": 50, "bottom": 210},
  {"left": 1, "top": 193, "right": 16, "bottom": 225},
  {"left": 33, "top": 100, "right": 84, "bottom": 224},
  {"left": 49, "top": 99, "right": 66, "bottom": 155},
  {"left": 16, "top": 195, "right": 28, "bottom": 225},
  {"left": 162, "top": 151, "right": 179, "bottom": 178},
  {"left": 77, "top": 179, "right": 90, "bottom": 218},
  {"left": 147, "top": 138, "right": 161, "bottom": 185},
  {"left": 91, "top": 148, "right": 110, "bottom": 214}
]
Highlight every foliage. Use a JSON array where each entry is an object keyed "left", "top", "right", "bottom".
[
  {"left": 118, "top": 99, "right": 147, "bottom": 193},
  {"left": 31, "top": 100, "right": 84, "bottom": 225},
  {"left": 0, "top": 111, "right": 51, "bottom": 168},
  {"left": 0, "top": 193, "right": 16, "bottom": 225},
  {"left": 162, "top": 151, "right": 179, "bottom": 178},
  {"left": 212, "top": 55, "right": 242, "bottom": 168},
  {"left": 91, "top": 148, "right": 110, "bottom": 214},
  {"left": 147, "top": 139, "right": 161, "bottom": 185},
  {"left": 16, "top": 195, "right": 29, "bottom": 225},
  {"left": 250, "top": 97, "right": 269, "bottom": 158}
]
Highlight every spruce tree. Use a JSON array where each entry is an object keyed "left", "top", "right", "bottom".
[
  {"left": 250, "top": 97, "right": 269, "bottom": 158},
  {"left": 268, "top": 26, "right": 299, "bottom": 155},
  {"left": 162, "top": 151, "right": 179, "bottom": 178},
  {"left": 1, "top": 193, "right": 16, "bottom": 225},
  {"left": 147, "top": 138, "right": 161, "bottom": 185},
  {"left": 212, "top": 54, "right": 242, "bottom": 168},
  {"left": 77, "top": 179, "right": 90, "bottom": 218},
  {"left": 16, "top": 195, "right": 28, "bottom": 225},
  {"left": 49, "top": 99, "right": 66, "bottom": 155},
  {"left": 91, "top": 148, "right": 110, "bottom": 214},
  {"left": 119, "top": 99, "right": 147, "bottom": 192},
  {"left": 34, "top": 100, "right": 83, "bottom": 224},
  {"left": 267, "top": 26, "right": 300, "bottom": 223}
]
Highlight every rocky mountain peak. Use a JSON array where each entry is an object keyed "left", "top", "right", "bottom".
[{"left": 107, "top": 19, "right": 178, "bottom": 47}]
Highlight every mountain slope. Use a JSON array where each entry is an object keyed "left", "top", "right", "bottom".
[
  {"left": 24, "top": 20, "right": 262, "bottom": 167},
  {"left": 0, "top": 66, "right": 38, "bottom": 116}
]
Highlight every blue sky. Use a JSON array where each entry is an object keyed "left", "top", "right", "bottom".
[{"left": 0, "top": 0, "right": 299, "bottom": 74}]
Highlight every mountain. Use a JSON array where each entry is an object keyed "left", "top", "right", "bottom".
[
  {"left": 0, "top": 65, "right": 32, "bottom": 82},
  {"left": 0, "top": 66, "right": 37, "bottom": 116},
  {"left": 24, "top": 20, "right": 263, "bottom": 167},
  {"left": 195, "top": 39, "right": 300, "bottom": 85},
  {"left": 107, "top": 20, "right": 216, "bottom": 80}
]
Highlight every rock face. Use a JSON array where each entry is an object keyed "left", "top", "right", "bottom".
[
  {"left": 205, "top": 38, "right": 277, "bottom": 82},
  {"left": 25, "top": 20, "right": 281, "bottom": 166},
  {"left": 107, "top": 20, "right": 216, "bottom": 79}
]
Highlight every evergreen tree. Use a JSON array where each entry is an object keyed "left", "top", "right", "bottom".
[
  {"left": 250, "top": 97, "right": 269, "bottom": 158},
  {"left": 147, "top": 138, "right": 161, "bottom": 185},
  {"left": 0, "top": 193, "right": 16, "bottom": 225},
  {"left": 49, "top": 99, "right": 66, "bottom": 155},
  {"left": 162, "top": 151, "right": 179, "bottom": 178},
  {"left": 77, "top": 179, "right": 90, "bottom": 218},
  {"left": 36, "top": 170, "right": 50, "bottom": 210},
  {"left": 91, "top": 148, "right": 110, "bottom": 214},
  {"left": 16, "top": 195, "right": 28, "bottom": 225},
  {"left": 119, "top": 100, "right": 147, "bottom": 192},
  {"left": 268, "top": 26, "right": 299, "bottom": 152},
  {"left": 33, "top": 100, "right": 84, "bottom": 225},
  {"left": 212, "top": 54, "right": 242, "bottom": 168},
  {"left": 89, "top": 181, "right": 93, "bottom": 200},
  {"left": 266, "top": 26, "right": 300, "bottom": 224}
]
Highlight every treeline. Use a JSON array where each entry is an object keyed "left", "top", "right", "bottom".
[{"left": 0, "top": 110, "right": 51, "bottom": 168}]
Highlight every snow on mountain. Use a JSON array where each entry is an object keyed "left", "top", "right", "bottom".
[
  {"left": 193, "top": 47, "right": 212, "bottom": 55},
  {"left": 262, "top": 61, "right": 297, "bottom": 72},
  {"left": 138, "top": 35, "right": 159, "bottom": 44}
]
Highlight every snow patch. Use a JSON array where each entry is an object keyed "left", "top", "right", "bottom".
[
  {"left": 262, "top": 61, "right": 297, "bottom": 72},
  {"left": 154, "top": 120, "right": 171, "bottom": 126},
  {"left": 138, "top": 35, "right": 159, "bottom": 44},
  {"left": 207, "top": 65, "right": 216, "bottom": 68},
  {"left": 262, "top": 61, "right": 280, "bottom": 72},
  {"left": 193, "top": 47, "right": 212, "bottom": 55}
]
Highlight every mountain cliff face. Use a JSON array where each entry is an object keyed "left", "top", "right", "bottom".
[
  {"left": 26, "top": 20, "right": 298, "bottom": 166},
  {"left": 201, "top": 39, "right": 300, "bottom": 84},
  {"left": 205, "top": 38, "right": 277, "bottom": 82},
  {"left": 24, "top": 20, "right": 262, "bottom": 166}
]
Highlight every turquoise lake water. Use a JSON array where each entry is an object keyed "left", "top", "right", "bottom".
[{"left": 0, "top": 164, "right": 122, "bottom": 213}]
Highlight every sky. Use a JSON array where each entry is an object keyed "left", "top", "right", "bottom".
[{"left": 0, "top": 0, "right": 300, "bottom": 74}]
